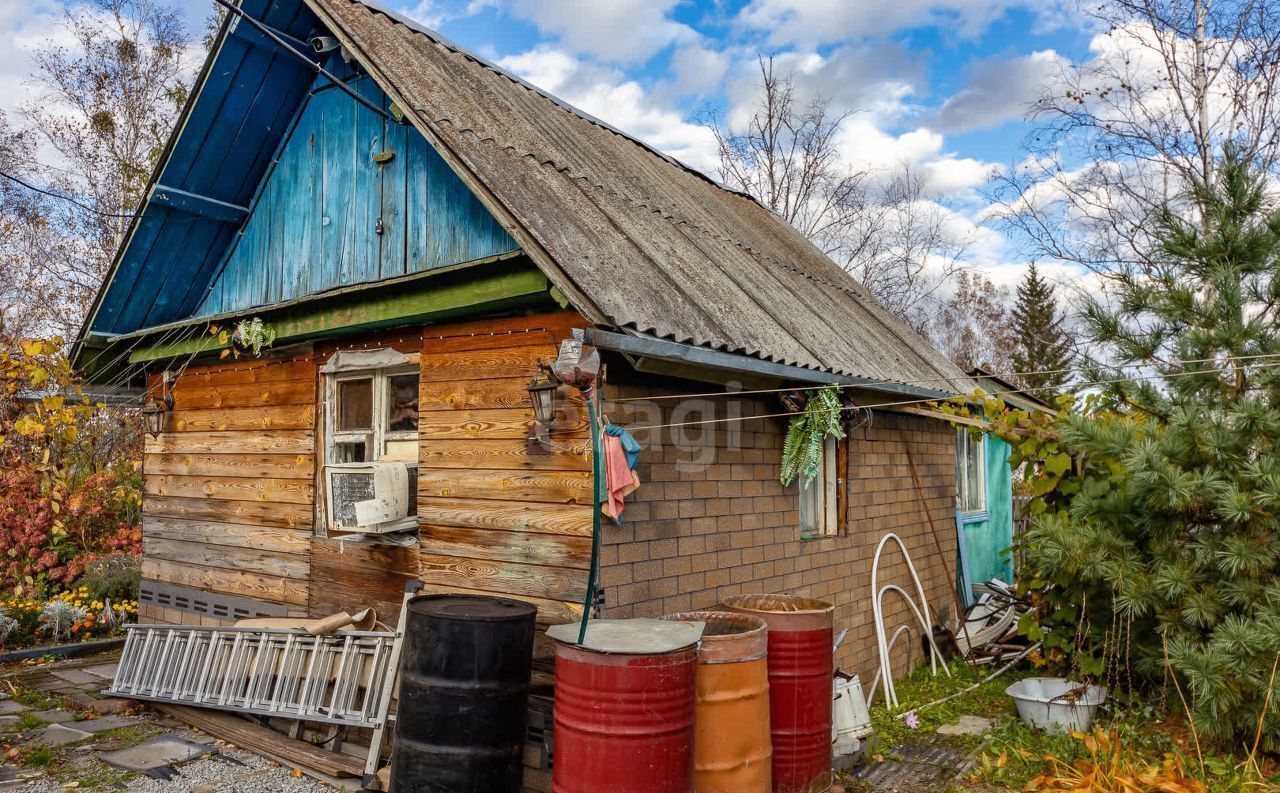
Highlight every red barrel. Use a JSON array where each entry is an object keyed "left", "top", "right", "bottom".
[
  {"left": 722, "top": 595, "right": 834, "bottom": 793},
  {"left": 550, "top": 619, "right": 699, "bottom": 793}
]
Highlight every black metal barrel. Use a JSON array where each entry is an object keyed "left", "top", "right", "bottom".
[{"left": 389, "top": 594, "right": 537, "bottom": 793}]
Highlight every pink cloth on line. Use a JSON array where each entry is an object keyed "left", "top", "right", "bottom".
[{"left": 601, "top": 432, "right": 640, "bottom": 522}]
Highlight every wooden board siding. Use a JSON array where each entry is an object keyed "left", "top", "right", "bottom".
[
  {"left": 308, "top": 538, "right": 420, "bottom": 620},
  {"left": 141, "top": 355, "right": 317, "bottom": 620},
  {"left": 417, "top": 311, "right": 593, "bottom": 624},
  {"left": 198, "top": 70, "right": 517, "bottom": 317}
]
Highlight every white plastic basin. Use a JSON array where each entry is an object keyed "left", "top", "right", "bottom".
[{"left": 1005, "top": 677, "right": 1107, "bottom": 733}]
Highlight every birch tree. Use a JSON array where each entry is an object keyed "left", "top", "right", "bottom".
[
  {"left": 0, "top": 0, "right": 192, "bottom": 338},
  {"left": 992, "top": 0, "right": 1280, "bottom": 277},
  {"left": 706, "top": 56, "right": 971, "bottom": 330}
]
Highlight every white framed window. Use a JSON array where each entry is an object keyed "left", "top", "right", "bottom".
[
  {"left": 320, "top": 364, "right": 420, "bottom": 534},
  {"left": 325, "top": 366, "right": 420, "bottom": 464},
  {"left": 957, "top": 428, "right": 986, "bottom": 514},
  {"left": 799, "top": 436, "right": 839, "bottom": 538}
]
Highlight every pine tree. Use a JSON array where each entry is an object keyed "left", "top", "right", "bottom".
[
  {"left": 1022, "top": 147, "right": 1280, "bottom": 749},
  {"left": 1010, "top": 264, "right": 1073, "bottom": 393}
]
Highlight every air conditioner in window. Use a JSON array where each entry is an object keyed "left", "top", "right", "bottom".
[{"left": 325, "top": 462, "right": 418, "bottom": 534}]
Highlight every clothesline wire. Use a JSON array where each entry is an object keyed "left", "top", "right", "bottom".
[
  {"left": 618, "top": 359, "right": 1280, "bottom": 434},
  {"left": 606, "top": 351, "right": 1280, "bottom": 404}
]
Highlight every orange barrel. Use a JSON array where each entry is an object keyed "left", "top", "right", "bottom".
[
  {"left": 547, "top": 619, "right": 700, "bottom": 793},
  {"left": 722, "top": 594, "right": 834, "bottom": 793},
  {"left": 663, "top": 611, "right": 772, "bottom": 793}
]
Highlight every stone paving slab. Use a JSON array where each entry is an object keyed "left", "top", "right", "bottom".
[
  {"left": 0, "top": 715, "right": 19, "bottom": 730},
  {"left": 79, "top": 715, "right": 144, "bottom": 733},
  {"left": 49, "top": 669, "right": 100, "bottom": 686},
  {"left": 81, "top": 664, "right": 119, "bottom": 680},
  {"left": 35, "top": 723, "right": 92, "bottom": 747},
  {"left": 99, "top": 735, "right": 212, "bottom": 772},
  {"left": 936, "top": 715, "right": 994, "bottom": 737},
  {"left": 29, "top": 709, "right": 80, "bottom": 724},
  {"left": 0, "top": 700, "right": 28, "bottom": 716}
]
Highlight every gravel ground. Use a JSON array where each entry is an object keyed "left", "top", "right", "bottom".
[{"left": 19, "top": 729, "right": 339, "bottom": 792}]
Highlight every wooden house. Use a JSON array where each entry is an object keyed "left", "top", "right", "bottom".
[{"left": 71, "top": 0, "right": 994, "bottom": 781}]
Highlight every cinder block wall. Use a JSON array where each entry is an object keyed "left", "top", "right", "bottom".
[{"left": 600, "top": 380, "right": 959, "bottom": 680}]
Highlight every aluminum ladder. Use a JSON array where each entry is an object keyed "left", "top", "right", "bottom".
[{"left": 109, "top": 583, "right": 419, "bottom": 788}]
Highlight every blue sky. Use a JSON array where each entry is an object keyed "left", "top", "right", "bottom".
[{"left": 0, "top": 0, "right": 1103, "bottom": 289}]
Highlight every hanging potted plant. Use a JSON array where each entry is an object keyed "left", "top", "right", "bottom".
[
  {"left": 779, "top": 384, "right": 846, "bottom": 487},
  {"left": 210, "top": 317, "right": 277, "bottom": 359}
]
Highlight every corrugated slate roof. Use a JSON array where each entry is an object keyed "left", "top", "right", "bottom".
[{"left": 308, "top": 0, "right": 976, "bottom": 394}]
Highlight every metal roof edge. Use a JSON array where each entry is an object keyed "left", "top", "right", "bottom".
[{"left": 584, "top": 328, "right": 954, "bottom": 401}]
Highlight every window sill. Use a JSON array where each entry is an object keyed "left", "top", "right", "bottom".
[{"left": 958, "top": 510, "right": 990, "bottom": 524}]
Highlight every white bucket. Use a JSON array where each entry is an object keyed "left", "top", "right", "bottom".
[{"left": 1005, "top": 677, "right": 1107, "bottom": 734}]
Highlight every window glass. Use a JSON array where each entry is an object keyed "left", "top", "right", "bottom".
[
  {"left": 337, "top": 379, "right": 373, "bottom": 431},
  {"left": 799, "top": 436, "right": 838, "bottom": 537},
  {"left": 332, "top": 441, "right": 367, "bottom": 463},
  {"left": 958, "top": 430, "right": 986, "bottom": 512},
  {"left": 386, "top": 374, "right": 419, "bottom": 432}
]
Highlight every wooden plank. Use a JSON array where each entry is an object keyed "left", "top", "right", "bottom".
[
  {"left": 413, "top": 582, "right": 578, "bottom": 625},
  {"left": 420, "top": 328, "right": 561, "bottom": 354},
  {"left": 422, "top": 525, "right": 591, "bottom": 568},
  {"left": 419, "top": 552, "right": 587, "bottom": 603},
  {"left": 142, "top": 558, "right": 306, "bottom": 606},
  {"left": 420, "top": 408, "right": 589, "bottom": 440},
  {"left": 308, "top": 538, "right": 418, "bottom": 618},
  {"left": 143, "top": 517, "right": 311, "bottom": 555},
  {"left": 309, "top": 537, "right": 420, "bottom": 575},
  {"left": 154, "top": 705, "right": 362, "bottom": 779},
  {"left": 144, "top": 474, "right": 313, "bottom": 504},
  {"left": 172, "top": 360, "right": 315, "bottom": 388},
  {"left": 420, "top": 311, "right": 586, "bottom": 350},
  {"left": 145, "top": 453, "right": 314, "bottom": 478},
  {"left": 143, "top": 495, "right": 313, "bottom": 529},
  {"left": 417, "top": 468, "right": 591, "bottom": 505},
  {"left": 145, "top": 430, "right": 314, "bottom": 455},
  {"left": 420, "top": 378, "right": 584, "bottom": 412},
  {"left": 169, "top": 404, "right": 314, "bottom": 432},
  {"left": 418, "top": 497, "right": 594, "bottom": 536},
  {"left": 143, "top": 536, "right": 309, "bottom": 578},
  {"left": 418, "top": 438, "right": 591, "bottom": 471},
  {"left": 170, "top": 379, "right": 316, "bottom": 410},
  {"left": 418, "top": 344, "right": 552, "bottom": 383}
]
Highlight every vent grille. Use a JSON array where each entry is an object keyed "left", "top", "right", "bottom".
[{"left": 139, "top": 582, "right": 288, "bottom": 621}]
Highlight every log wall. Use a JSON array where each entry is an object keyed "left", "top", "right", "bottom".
[
  {"left": 416, "top": 311, "right": 592, "bottom": 625},
  {"left": 140, "top": 355, "right": 318, "bottom": 623}
]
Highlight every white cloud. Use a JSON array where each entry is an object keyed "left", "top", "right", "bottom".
[
  {"left": 405, "top": 0, "right": 448, "bottom": 28},
  {"left": 498, "top": 47, "right": 719, "bottom": 171},
  {"left": 507, "top": 0, "right": 697, "bottom": 63},
  {"left": 669, "top": 45, "right": 729, "bottom": 96},
  {"left": 930, "top": 50, "right": 1066, "bottom": 133},
  {"left": 737, "top": 0, "right": 1055, "bottom": 48}
]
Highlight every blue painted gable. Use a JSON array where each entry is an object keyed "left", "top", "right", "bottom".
[
  {"left": 82, "top": 0, "right": 517, "bottom": 339},
  {"left": 198, "top": 71, "right": 517, "bottom": 316}
]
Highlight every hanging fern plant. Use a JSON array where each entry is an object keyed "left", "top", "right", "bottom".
[
  {"left": 779, "top": 384, "right": 847, "bottom": 487},
  {"left": 230, "top": 317, "right": 277, "bottom": 357}
]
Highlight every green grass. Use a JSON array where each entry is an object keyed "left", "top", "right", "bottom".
[
  {"left": 12, "top": 711, "right": 47, "bottom": 732},
  {"left": 862, "top": 659, "right": 1030, "bottom": 758}
]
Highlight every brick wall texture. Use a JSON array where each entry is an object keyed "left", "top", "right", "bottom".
[{"left": 600, "top": 380, "right": 960, "bottom": 681}]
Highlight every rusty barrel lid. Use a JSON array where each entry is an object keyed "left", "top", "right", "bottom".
[
  {"left": 546, "top": 618, "right": 704, "bottom": 656},
  {"left": 663, "top": 610, "right": 768, "bottom": 664},
  {"left": 720, "top": 593, "right": 834, "bottom": 632}
]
